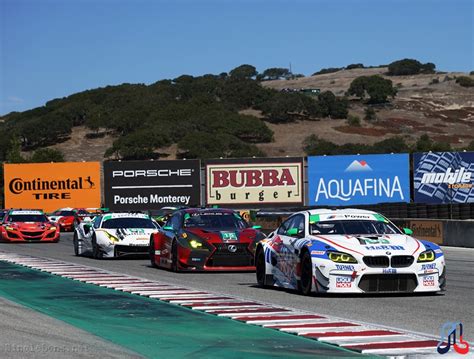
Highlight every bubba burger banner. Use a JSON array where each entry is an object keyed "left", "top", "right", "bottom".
[
  {"left": 4, "top": 162, "right": 101, "bottom": 212},
  {"left": 206, "top": 158, "right": 303, "bottom": 207},
  {"left": 307, "top": 154, "right": 410, "bottom": 205},
  {"left": 414, "top": 151, "right": 474, "bottom": 203},
  {"left": 104, "top": 160, "right": 201, "bottom": 210}
]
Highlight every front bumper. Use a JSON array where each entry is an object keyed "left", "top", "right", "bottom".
[
  {"left": 314, "top": 259, "right": 445, "bottom": 294},
  {"left": 1, "top": 229, "right": 59, "bottom": 242},
  {"left": 176, "top": 242, "right": 256, "bottom": 271}
]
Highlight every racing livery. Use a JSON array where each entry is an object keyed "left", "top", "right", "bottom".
[
  {"left": 0, "top": 210, "right": 60, "bottom": 242},
  {"left": 149, "top": 208, "right": 265, "bottom": 271},
  {"left": 256, "top": 209, "right": 446, "bottom": 294},
  {"left": 73, "top": 212, "right": 159, "bottom": 258},
  {"left": 48, "top": 208, "right": 99, "bottom": 231}
]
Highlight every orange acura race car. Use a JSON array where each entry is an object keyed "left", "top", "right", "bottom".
[{"left": 0, "top": 210, "right": 60, "bottom": 242}]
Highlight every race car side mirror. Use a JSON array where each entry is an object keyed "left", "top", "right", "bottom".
[
  {"left": 287, "top": 227, "right": 302, "bottom": 237},
  {"left": 163, "top": 226, "right": 174, "bottom": 231},
  {"left": 403, "top": 228, "right": 413, "bottom": 235},
  {"left": 252, "top": 225, "right": 262, "bottom": 229}
]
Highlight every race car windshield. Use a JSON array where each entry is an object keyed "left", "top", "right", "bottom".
[
  {"left": 102, "top": 218, "right": 155, "bottom": 229},
  {"left": 310, "top": 220, "right": 401, "bottom": 235},
  {"left": 7, "top": 214, "right": 49, "bottom": 223},
  {"left": 184, "top": 213, "right": 248, "bottom": 230},
  {"left": 54, "top": 211, "right": 75, "bottom": 216}
]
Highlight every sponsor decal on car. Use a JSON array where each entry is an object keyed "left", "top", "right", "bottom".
[
  {"left": 365, "top": 245, "right": 405, "bottom": 250},
  {"left": 221, "top": 231, "right": 238, "bottom": 241},
  {"left": 421, "top": 263, "right": 437, "bottom": 270},
  {"left": 335, "top": 276, "right": 352, "bottom": 288},
  {"left": 311, "top": 250, "right": 326, "bottom": 255},
  {"left": 335, "top": 264, "right": 355, "bottom": 271},
  {"left": 423, "top": 275, "right": 435, "bottom": 286}
]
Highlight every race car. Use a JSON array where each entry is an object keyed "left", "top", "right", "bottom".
[
  {"left": 255, "top": 208, "right": 446, "bottom": 295},
  {"left": 73, "top": 212, "right": 159, "bottom": 258},
  {"left": 0, "top": 210, "right": 60, "bottom": 243},
  {"left": 48, "top": 208, "right": 78, "bottom": 231},
  {"left": 149, "top": 208, "right": 265, "bottom": 271},
  {"left": 147, "top": 206, "right": 180, "bottom": 226}
]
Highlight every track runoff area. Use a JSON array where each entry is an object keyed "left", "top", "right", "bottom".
[{"left": 1, "top": 236, "right": 472, "bottom": 358}]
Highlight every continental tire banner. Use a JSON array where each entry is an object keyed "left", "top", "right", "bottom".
[
  {"left": 205, "top": 158, "right": 303, "bottom": 207},
  {"left": 414, "top": 151, "right": 474, "bottom": 203},
  {"left": 4, "top": 162, "right": 101, "bottom": 212},
  {"left": 307, "top": 154, "right": 410, "bottom": 205},
  {"left": 104, "top": 160, "right": 201, "bottom": 210}
]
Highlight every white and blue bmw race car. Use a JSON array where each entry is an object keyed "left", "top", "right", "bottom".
[
  {"left": 73, "top": 212, "right": 159, "bottom": 258},
  {"left": 255, "top": 209, "right": 446, "bottom": 295}
]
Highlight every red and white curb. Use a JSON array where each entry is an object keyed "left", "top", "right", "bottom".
[{"left": 0, "top": 252, "right": 451, "bottom": 357}]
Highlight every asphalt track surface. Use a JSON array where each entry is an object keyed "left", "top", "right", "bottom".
[{"left": 1, "top": 233, "right": 473, "bottom": 343}]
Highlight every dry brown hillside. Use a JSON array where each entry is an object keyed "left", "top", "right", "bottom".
[
  {"left": 258, "top": 67, "right": 474, "bottom": 157},
  {"left": 33, "top": 68, "right": 473, "bottom": 162}
]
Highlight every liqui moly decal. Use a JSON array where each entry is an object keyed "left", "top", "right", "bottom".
[
  {"left": 206, "top": 158, "right": 303, "bottom": 207},
  {"left": 308, "top": 154, "right": 410, "bottom": 205}
]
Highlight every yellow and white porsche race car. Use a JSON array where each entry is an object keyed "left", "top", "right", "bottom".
[
  {"left": 73, "top": 212, "right": 159, "bottom": 258},
  {"left": 256, "top": 209, "right": 446, "bottom": 295}
]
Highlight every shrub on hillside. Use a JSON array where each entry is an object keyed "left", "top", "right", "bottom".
[
  {"left": 346, "top": 63, "right": 364, "bottom": 70},
  {"left": 347, "top": 75, "right": 397, "bottom": 103},
  {"left": 312, "top": 67, "right": 343, "bottom": 76},
  {"left": 347, "top": 115, "right": 361, "bottom": 127},
  {"left": 387, "top": 59, "right": 436, "bottom": 76},
  {"left": 455, "top": 76, "right": 474, "bottom": 87}
]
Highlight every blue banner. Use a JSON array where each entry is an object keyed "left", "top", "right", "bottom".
[
  {"left": 308, "top": 154, "right": 410, "bottom": 205},
  {"left": 413, "top": 152, "right": 474, "bottom": 203}
]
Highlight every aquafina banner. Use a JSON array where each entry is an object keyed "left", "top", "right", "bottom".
[{"left": 307, "top": 154, "right": 410, "bottom": 205}]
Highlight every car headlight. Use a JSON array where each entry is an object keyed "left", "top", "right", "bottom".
[
  {"left": 328, "top": 251, "right": 357, "bottom": 263},
  {"left": 417, "top": 250, "right": 435, "bottom": 262},
  {"left": 189, "top": 240, "right": 202, "bottom": 249},
  {"left": 5, "top": 226, "right": 14, "bottom": 231},
  {"left": 180, "top": 234, "right": 209, "bottom": 251},
  {"left": 50, "top": 227, "right": 57, "bottom": 231},
  {"left": 104, "top": 231, "right": 119, "bottom": 243}
]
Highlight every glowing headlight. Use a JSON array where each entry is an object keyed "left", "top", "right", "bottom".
[
  {"left": 5, "top": 226, "right": 14, "bottom": 231},
  {"left": 104, "top": 231, "right": 119, "bottom": 243},
  {"left": 189, "top": 240, "right": 202, "bottom": 249},
  {"left": 417, "top": 250, "right": 435, "bottom": 262},
  {"left": 328, "top": 251, "right": 357, "bottom": 263},
  {"left": 50, "top": 227, "right": 57, "bottom": 231}
]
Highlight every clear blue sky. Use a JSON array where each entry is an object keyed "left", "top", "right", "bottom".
[{"left": 1, "top": 0, "right": 472, "bottom": 115}]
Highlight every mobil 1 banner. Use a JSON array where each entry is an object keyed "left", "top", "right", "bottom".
[
  {"left": 104, "top": 160, "right": 201, "bottom": 210},
  {"left": 307, "top": 153, "right": 410, "bottom": 205},
  {"left": 413, "top": 151, "right": 474, "bottom": 203}
]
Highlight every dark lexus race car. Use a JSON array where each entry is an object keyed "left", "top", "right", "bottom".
[{"left": 149, "top": 208, "right": 265, "bottom": 271}]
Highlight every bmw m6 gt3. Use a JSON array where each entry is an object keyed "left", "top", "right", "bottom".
[{"left": 255, "top": 209, "right": 445, "bottom": 295}]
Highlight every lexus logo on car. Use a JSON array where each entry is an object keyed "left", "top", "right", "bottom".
[{"left": 228, "top": 245, "right": 237, "bottom": 253}]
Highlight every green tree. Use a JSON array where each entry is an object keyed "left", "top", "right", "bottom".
[
  {"left": 261, "top": 68, "right": 291, "bottom": 81},
  {"left": 30, "top": 148, "right": 65, "bottom": 163},
  {"left": 229, "top": 64, "right": 257, "bottom": 79},
  {"left": 387, "top": 58, "right": 436, "bottom": 75},
  {"left": 347, "top": 75, "right": 397, "bottom": 103}
]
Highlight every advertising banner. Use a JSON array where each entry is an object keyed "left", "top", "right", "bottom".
[
  {"left": 104, "top": 160, "right": 201, "bottom": 210},
  {"left": 413, "top": 152, "right": 474, "bottom": 203},
  {"left": 307, "top": 154, "right": 410, "bottom": 205},
  {"left": 206, "top": 158, "right": 303, "bottom": 207},
  {"left": 4, "top": 162, "right": 101, "bottom": 212}
]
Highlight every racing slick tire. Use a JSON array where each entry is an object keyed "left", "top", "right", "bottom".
[
  {"left": 256, "top": 247, "right": 268, "bottom": 287},
  {"left": 73, "top": 232, "right": 81, "bottom": 256},
  {"left": 149, "top": 236, "right": 157, "bottom": 268},
  {"left": 298, "top": 250, "right": 313, "bottom": 296},
  {"left": 92, "top": 236, "right": 103, "bottom": 259},
  {"left": 171, "top": 240, "right": 179, "bottom": 272}
]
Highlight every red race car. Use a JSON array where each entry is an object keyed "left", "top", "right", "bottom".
[
  {"left": 48, "top": 208, "right": 78, "bottom": 232},
  {"left": 149, "top": 208, "right": 265, "bottom": 272},
  {"left": 1, "top": 210, "right": 60, "bottom": 243}
]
